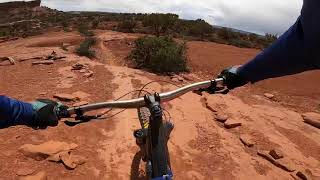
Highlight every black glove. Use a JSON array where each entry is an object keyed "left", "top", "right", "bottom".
[
  {"left": 219, "top": 66, "right": 248, "bottom": 89},
  {"left": 31, "top": 99, "right": 68, "bottom": 129}
]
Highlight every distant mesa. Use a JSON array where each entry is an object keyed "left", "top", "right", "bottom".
[{"left": 0, "top": 0, "right": 41, "bottom": 12}]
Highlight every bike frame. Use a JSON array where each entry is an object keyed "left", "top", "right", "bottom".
[{"left": 58, "top": 78, "right": 224, "bottom": 180}]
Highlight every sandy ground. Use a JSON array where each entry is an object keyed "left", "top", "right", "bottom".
[{"left": 0, "top": 30, "right": 319, "bottom": 180}]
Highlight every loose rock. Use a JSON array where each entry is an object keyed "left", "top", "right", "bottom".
[
  {"left": 302, "top": 112, "right": 320, "bottom": 129},
  {"left": 20, "top": 141, "right": 78, "bottom": 160},
  {"left": 224, "top": 119, "right": 242, "bottom": 129},
  {"left": 60, "top": 152, "right": 86, "bottom": 169},
  {"left": 239, "top": 134, "right": 255, "bottom": 147},
  {"left": 16, "top": 167, "right": 36, "bottom": 176},
  {"left": 215, "top": 114, "right": 228, "bottom": 123},
  {"left": 264, "top": 93, "right": 275, "bottom": 99},
  {"left": 32, "top": 60, "right": 54, "bottom": 65},
  {"left": 269, "top": 149, "right": 284, "bottom": 159},
  {"left": 72, "top": 63, "right": 85, "bottom": 70},
  {"left": 296, "top": 171, "right": 309, "bottom": 180},
  {"left": 19, "top": 171, "right": 46, "bottom": 180},
  {"left": 53, "top": 93, "right": 79, "bottom": 102},
  {"left": 72, "top": 91, "right": 91, "bottom": 100},
  {"left": 84, "top": 70, "right": 94, "bottom": 78},
  {"left": 171, "top": 77, "right": 180, "bottom": 83},
  {"left": 257, "top": 150, "right": 295, "bottom": 172}
]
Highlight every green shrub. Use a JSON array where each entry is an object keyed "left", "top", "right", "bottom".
[
  {"left": 0, "top": 31, "right": 7, "bottom": 37},
  {"left": 130, "top": 36, "right": 187, "bottom": 73},
  {"left": 229, "top": 38, "right": 254, "bottom": 48},
  {"left": 118, "top": 19, "right": 136, "bottom": 33},
  {"left": 78, "top": 23, "right": 94, "bottom": 36},
  {"left": 76, "top": 37, "right": 96, "bottom": 58},
  {"left": 187, "top": 19, "right": 213, "bottom": 38},
  {"left": 142, "top": 13, "right": 179, "bottom": 36}
]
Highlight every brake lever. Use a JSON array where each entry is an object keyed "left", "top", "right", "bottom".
[{"left": 64, "top": 114, "right": 102, "bottom": 126}]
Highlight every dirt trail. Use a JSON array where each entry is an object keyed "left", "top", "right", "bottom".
[{"left": 0, "top": 30, "right": 319, "bottom": 180}]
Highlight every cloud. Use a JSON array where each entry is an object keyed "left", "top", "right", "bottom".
[{"left": 2, "top": 0, "right": 303, "bottom": 35}]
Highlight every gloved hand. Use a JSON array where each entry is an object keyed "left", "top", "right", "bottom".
[
  {"left": 218, "top": 66, "right": 248, "bottom": 89},
  {"left": 31, "top": 99, "right": 68, "bottom": 128}
]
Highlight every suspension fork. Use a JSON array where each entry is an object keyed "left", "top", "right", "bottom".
[{"left": 144, "top": 93, "right": 163, "bottom": 147}]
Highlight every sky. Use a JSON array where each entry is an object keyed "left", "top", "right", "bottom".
[{"left": 2, "top": 0, "right": 303, "bottom": 35}]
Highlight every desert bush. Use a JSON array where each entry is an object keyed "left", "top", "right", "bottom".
[
  {"left": 92, "top": 20, "right": 100, "bottom": 29},
  {"left": 0, "top": 31, "right": 7, "bottom": 37},
  {"left": 187, "top": 19, "right": 213, "bottom": 38},
  {"left": 130, "top": 36, "right": 187, "bottom": 73},
  {"left": 76, "top": 37, "right": 96, "bottom": 58},
  {"left": 78, "top": 23, "right": 94, "bottom": 36},
  {"left": 229, "top": 38, "right": 254, "bottom": 48},
  {"left": 142, "top": 13, "right": 179, "bottom": 36},
  {"left": 118, "top": 19, "right": 136, "bottom": 33}
]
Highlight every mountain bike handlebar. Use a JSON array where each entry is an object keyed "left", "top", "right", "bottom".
[{"left": 66, "top": 78, "right": 224, "bottom": 116}]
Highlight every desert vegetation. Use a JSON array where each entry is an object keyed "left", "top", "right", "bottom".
[
  {"left": 129, "top": 36, "right": 188, "bottom": 73},
  {"left": 0, "top": 4, "right": 277, "bottom": 49}
]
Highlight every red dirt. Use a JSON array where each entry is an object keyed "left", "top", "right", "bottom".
[{"left": 0, "top": 30, "right": 319, "bottom": 180}]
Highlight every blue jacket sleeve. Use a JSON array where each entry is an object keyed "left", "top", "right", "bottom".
[
  {"left": 0, "top": 95, "right": 35, "bottom": 128},
  {"left": 237, "top": 0, "right": 320, "bottom": 83}
]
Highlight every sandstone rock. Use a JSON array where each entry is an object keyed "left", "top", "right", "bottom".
[
  {"left": 215, "top": 114, "right": 228, "bottom": 123},
  {"left": 84, "top": 71, "right": 93, "bottom": 78},
  {"left": 19, "top": 171, "right": 46, "bottom": 180},
  {"left": 32, "top": 60, "right": 54, "bottom": 65},
  {"left": 296, "top": 171, "right": 309, "bottom": 180},
  {"left": 224, "top": 119, "right": 242, "bottom": 129},
  {"left": 269, "top": 149, "right": 284, "bottom": 159},
  {"left": 171, "top": 77, "right": 180, "bottom": 83},
  {"left": 8, "top": 56, "right": 15, "bottom": 65},
  {"left": 257, "top": 150, "right": 295, "bottom": 172},
  {"left": 72, "top": 91, "right": 91, "bottom": 100},
  {"left": 79, "top": 69, "right": 87, "bottom": 73},
  {"left": 239, "top": 134, "right": 255, "bottom": 147},
  {"left": 16, "top": 167, "right": 36, "bottom": 176},
  {"left": 60, "top": 152, "right": 86, "bottom": 169},
  {"left": 72, "top": 63, "right": 85, "bottom": 70},
  {"left": 53, "top": 93, "right": 78, "bottom": 102},
  {"left": 264, "top": 93, "right": 275, "bottom": 99},
  {"left": 277, "top": 158, "right": 296, "bottom": 172},
  {"left": 302, "top": 112, "right": 320, "bottom": 129},
  {"left": 72, "top": 101, "right": 89, "bottom": 107},
  {"left": 180, "top": 74, "right": 194, "bottom": 81},
  {"left": 20, "top": 141, "right": 78, "bottom": 160}
]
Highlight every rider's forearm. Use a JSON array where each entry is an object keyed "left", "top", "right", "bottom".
[
  {"left": 238, "top": 0, "right": 320, "bottom": 83},
  {"left": 0, "top": 96, "right": 35, "bottom": 128}
]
